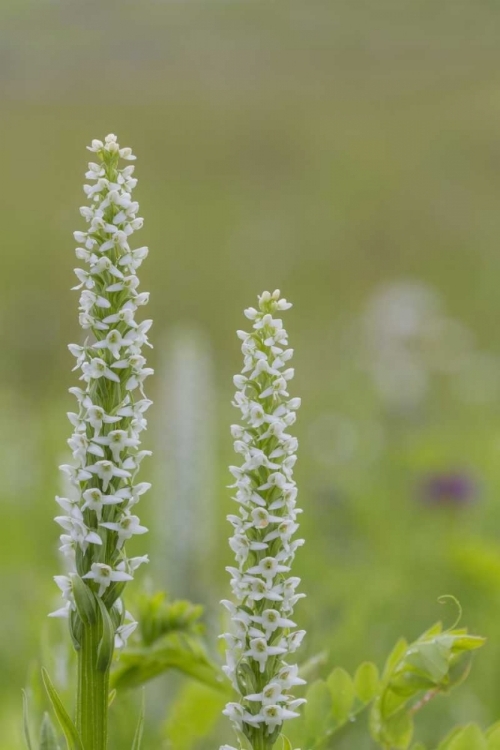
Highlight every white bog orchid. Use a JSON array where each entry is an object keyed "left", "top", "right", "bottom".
[
  {"left": 51, "top": 134, "right": 152, "bottom": 652},
  {"left": 221, "top": 290, "right": 306, "bottom": 749}
]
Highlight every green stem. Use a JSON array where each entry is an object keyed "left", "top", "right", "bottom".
[
  {"left": 253, "top": 735, "right": 275, "bottom": 750},
  {"left": 77, "top": 622, "right": 110, "bottom": 750}
]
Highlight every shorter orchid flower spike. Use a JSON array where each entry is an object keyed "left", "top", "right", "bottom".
[{"left": 221, "top": 290, "right": 306, "bottom": 748}]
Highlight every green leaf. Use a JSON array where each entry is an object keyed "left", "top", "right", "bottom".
[
  {"left": 419, "top": 621, "right": 443, "bottom": 640},
  {"left": 39, "top": 712, "right": 61, "bottom": 750},
  {"left": 280, "top": 736, "right": 294, "bottom": 750},
  {"left": 389, "top": 671, "right": 435, "bottom": 698},
  {"left": 138, "top": 592, "right": 204, "bottom": 646},
  {"left": 382, "top": 638, "right": 408, "bottom": 680},
  {"left": 448, "top": 634, "right": 486, "bottom": 654},
  {"left": 111, "top": 632, "right": 224, "bottom": 692},
  {"left": 327, "top": 668, "right": 355, "bottom": 723},
  {"left": 96, "top": 597, "right": 115, "bottom": 673},
  {"left": 447, "top": 725, "right": 487, "bottom": 750},
  {"left": 304, "top": 680, "right": 331, "bottom": 738},
  {"left": 436, "top": 726, "right": 464, "bottom": 749},
  {"left": 445, "top": 652, "right": 473, "bottom": 691},
  {"left": 131, "top": 690, "right": 145, "bottom": 750},
  {"left": 22, "top": 690, "right": 33, "bottom": 750},
  {"left": 404, "top": 641, "right": 450, "bottom": 683},
  {"left": 41, "top": 669, "right": 84, "bottom": 750},
  {"left": 71, "top": 575, "right": 96, "bottom": 626},
  {"left": 354, "top": 662, "right": 380, "bottom": 704},
  {"left": 411, "top": 744, "right": 427, "bottom": 750},
  {"left": 381, "top": 710, "right": 414, "bottom": 750},
  {"left": 69, "top": 610, "right": 83, "bottom": 651}
]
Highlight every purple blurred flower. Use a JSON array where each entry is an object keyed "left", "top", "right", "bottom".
[{"left": 419, "top": 472, "right": 478, "bottom": 507}]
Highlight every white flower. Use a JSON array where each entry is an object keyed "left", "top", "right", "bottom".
[
  {"left": 82, "top": 563, "right": 133, "bottom": 596},
  {"left": 54, "top": 575, "right": 73, "bottom": 603},
  {"left": 93, "top": 429, "right": 140, "bottom": 463},
  {"left": 100, "top": 513, "right": 148, "bottom": 548},
  {"left": 55, "top": 514, "right": 102, "bottom": 553},
  {"left": 258, "top": 704, "right": 300, "bottom": 733},
  {"left": 124, "top": 554, "right": 149, "bottom": 571},
  {"left": 48, "top": 602, "right": 72, "bottom": 619},
  {"left": 86, "top": 460, "right": 131, "bottom": 491},
  {"left": 244, "top": 637, "right": 287, "bottom": 673},
  {"left": 247, "top": 556, "right": 290, "bottom": 582},
  {"left": 92, "top": 329, "right": 125, "bottom": 359},
  {"left": 222, "top": 703, "right": 261, "bottom": 730},
  {"left": 246, "top": 682, "right": 285, "bottom": 705},
  {"left": 276, "top": 663, "right": 306, "bottom": 690},
  {"left": 114, "top": 611, "right": 138, "bottom": 649},
  {"left": 117, "top": 481, "right": 151, "bottom": 508},
  {"left": 81, "top": 357, "right": 120, "bottom": 383},
  {"left": 81, "top": 488, "right": 124, "bottom": 520},
  {"left": 81, "top": 401, "right": 121, "bottom": 436},
  {"left": 251, "top": 609, "right": 297, "bottom": 639},
  {"left": 87, "top": 139, "right": 104, "bottom": 152}
]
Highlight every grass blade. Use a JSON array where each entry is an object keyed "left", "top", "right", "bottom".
[
  {"left": 41, "top": 668, "right": 84, "bottom": 750},
  {"left": 131, "top": 689, "right": 145, "bottom": 750},
  {"left": 22, "top": 690, "right": 33, "bottom": 750}
]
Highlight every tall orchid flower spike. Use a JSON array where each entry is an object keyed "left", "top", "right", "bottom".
[
  {"left": 221, "top": 290, "right": 306, "bottom": 750},
  {"left": 50, "top": 134, "right": 152, "bottom": 749}
]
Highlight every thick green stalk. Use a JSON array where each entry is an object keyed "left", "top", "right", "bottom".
[
  {"left": 77, "top": 622, "right": 110, "bottom": 750},
  {"left": 253, "top": 735, "right": 271, "bottom": 750}
]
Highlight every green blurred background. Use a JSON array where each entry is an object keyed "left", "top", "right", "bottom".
[{"left": 3, "top": 0, "right": 500, "bottom": 747}]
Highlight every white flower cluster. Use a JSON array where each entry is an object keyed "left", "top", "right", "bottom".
[
  {"left": 51, "top": 134, "right": 152, "bottom": 650},
  {"left": 221, "top": 290, "right": 306, "bottom": 747}
]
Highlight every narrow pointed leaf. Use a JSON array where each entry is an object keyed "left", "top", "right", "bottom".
[
  {"left": 72, "top": 575, "right": 97, "bottom": 626},
  {"left": 41, "top": 669, "right": 84, "bottom": 750},
  {"left": 96, "top": 597, "right": 115, "bottom": 673},
  {"left": 382, "top": 638, "right": 408, "bottom": 679},
  {"left": 131, "top": 690, "right": 145, "bottom": 750},
  {"left": 22, "top": 690, "right": 33, "bottom": 750},
  {"left": 235, "top": 732, "right": 253, "bottom": 750},
  {"left": 40, "top": 712, "right": 61, "bottom": 750}
]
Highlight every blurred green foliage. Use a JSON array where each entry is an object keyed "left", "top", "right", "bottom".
[
  {"left": 4, "top": 0, "right": 500, "bottom": 747},
  {"left": 286, "top": 617, "right": 485, "bottom": 749}
]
